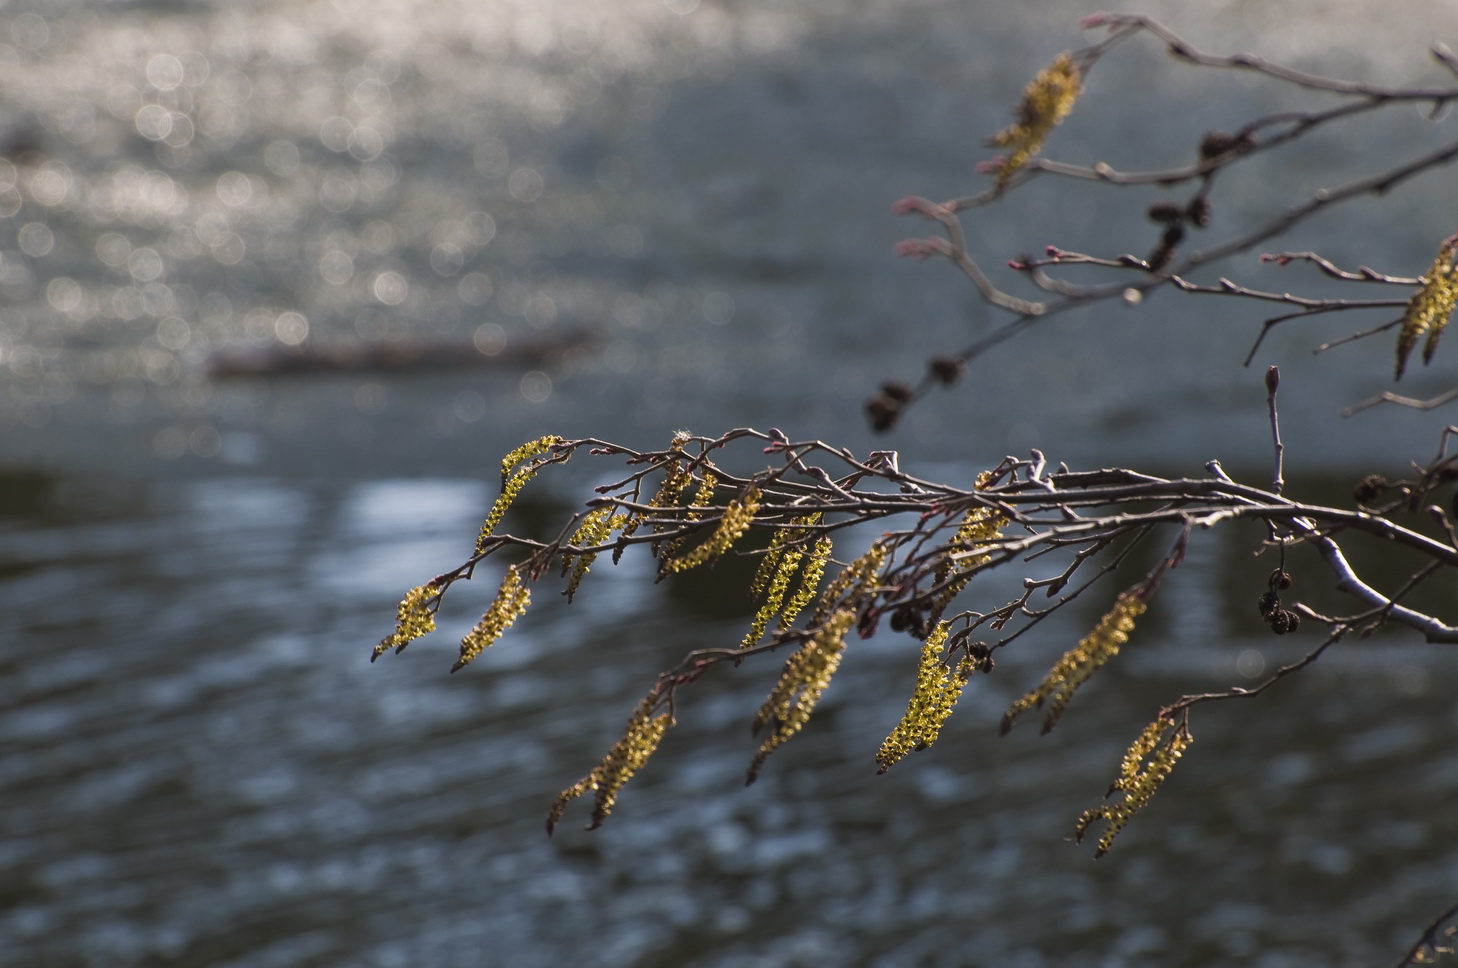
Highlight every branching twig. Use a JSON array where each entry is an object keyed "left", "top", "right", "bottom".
[
  {"left": 1396, "top": 899, "right": 1458, "bottom": 968},
  {"left": 876, "top": 17, "right": 1458, "bottom": 432}
]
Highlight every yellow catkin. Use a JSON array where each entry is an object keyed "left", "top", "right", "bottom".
[
  {"left": 452, "top": 564, "right": 531, "bottom": 672},
  {"left": 746, "top": 608, "right": 857, "bottom": 784},
  {"left": 1113, "top": 717, "right": 1171, "bottom": 790},
  {"left": 740, "top": 514, "right": 824, "bottom": 649},
  {"left": 777, "top": 535, "right": 834, "bottom": 632},
  {"left": 372, "top": 583, "right": 439, "bottom": 660},
  {"left": 475, "top": 436, "right": 563, "bottom": 555},
  {"left": 664, "top": 485, "right": 760, "bottom": 573},
  {"left": 875, "top": 623, "right": 975, "bottom": 773},
  {"left": 750, "top": 513, "right": 822, "bottom": 597},
  {"left": 561, "top": 509, "right": 628, "bottom": 602},
  {"left": 651, "top": 460, "right": 697, "bottom": 522},
  {"left": 500, "top": 435, "right": 563, "bottom": 480},
  {"left": 810, "top": 540, "right": 890, "bottom": 628},
  {"left": 988, "top": 52, "right": 1082, "bottom": 188},
  {"left": 1001, "top": 589, "right": 1147, "bottom": 736},
  {"left": 653, "top": 470, "right": 716, "bottom": 562},
  {"left": 547, "top": 694, "right": 673, "bottom": 833},
  {"left": 928, "top": 503, "right": 1005, "bottom": 623},
  {"left": 688, "top": 471, "right": 718, "bottom": 509},
  {"left": 611, "top": 458, "right": 694, "bottom": 564},
  {"left": 1396, "top": 234, "right": 1458, "bottom": 379},
  {"left": 1075, "top": 718, "right": 1193, "bottom": 857}
]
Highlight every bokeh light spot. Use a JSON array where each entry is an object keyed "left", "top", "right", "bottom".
[
  {"left": 146, "top": 54, "right": 185, "bottom": 91},
  {"left": 519, "top": 369, "right": 552, "bottom": 403},
  {"left": 18, "top": 222, "right": 54, "bottom": 258},
  {"left": 508, "top": 167, "right": 544, "bottom": 203},
  {"left": 372, "top": 270, "right": 408, "bottom": 305},
  {"left": 275, "top": 312, "right": 309, "bottom": 345},
  {"left": 473, "top": 322, "right": 506, "bottom": 356}
]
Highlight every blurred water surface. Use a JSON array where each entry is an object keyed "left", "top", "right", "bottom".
[{"left": 2, "top": 1, "right": 1458, "bottom": 965}]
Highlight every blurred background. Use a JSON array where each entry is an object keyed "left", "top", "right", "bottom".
[{"left": 2, "top": 1, "right": 1457, "bottom": 965}]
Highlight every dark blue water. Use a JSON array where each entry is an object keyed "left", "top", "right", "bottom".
[{"left": 3, "top": 2, "right": 1458, "bottom": 966}]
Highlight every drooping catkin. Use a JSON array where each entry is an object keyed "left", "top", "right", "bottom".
[
  {"left": 452, "top": 564, "right": 531, "bottom": 673},
  {"left": 654, "top": 470, "right": 718, "bottom": 564},
  {"left": 746, "top": 608, "right": 856, "bottom": 784},
  {"left": 663, "top": 485, "right": 760, "bottom": 573},
  {"left": 741, "top": 514, "right": 825, "bottom": 649},
  {"left": 1075, "top": 716, "right": 1193, "bottom": 857},
  {"left": 988, "top": 52, "right": 1082, "bottom": 188},
  {"left": 561, "top": 508, "right": 629, "bottom": 602},
  {"left": 875, "top": 623, "right": 975, "bottom": 773},
  {"left": 373, "top": 582, "right": 439, "bottom": 660},
  {"left": 927, "top": 501, "right": 1005, "bottom": 626},
  {"left": 611, "top": 456, "right": 695, "bottom": 564},
  {"left": 809, "top": 539, "right": 890, "bottom": 628},
  {"left": 547, "top": 693, "right": 673, "bottom": 833},
  {"left": 1001, "top": 588, "right": 1147, "bottom": 735},
  {"left": 1396, "top": 233, "right": 1458, "bottom": 379},
  {"left": 777, "top": 535, "right": 834, "bottom": 632},
  {"left": 476, "top": 436, "right": 564, "bottom": 554}
]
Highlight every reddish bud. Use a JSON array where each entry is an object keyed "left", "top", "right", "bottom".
[{"left": 891, "top": 196, "right": 921, "bottom": 216}]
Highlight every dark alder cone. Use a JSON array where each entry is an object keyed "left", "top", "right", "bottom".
[
  {"left": 1199, "top": 130, "right": 1255, "bottom": 159},
  {"left": 1257, "top": 590, "right": 1281, "bottom": 617},
  {"left": 879, "top": 380, "right": 914, "bottom": 403},
  {"left": 928, "top": 356, "right": 966, "bottom": 384},
  {"left": 1199, "top": 130, "right": 1237, "bottom": 158},
  {"left": 1147, "top": 201, "right": 1184, "bottom": 223},
  {"left": 1187, "top": 196, "right": 1212, "bottom": 228},
  {"left": 1353, "top": 474, "right": 1388, "bottom": 504},
  {"left": 1268, "top": 609, "right": 1300, "bottom": 635},
  {"left": 866, "top": 394, "right": 901, "bottom": 431},
  {"left": 967, "top": 641, "right": 994, "bottom": 673},
  {"left": 1147, "top": 225, "right": 1184, "bottom": 272}
]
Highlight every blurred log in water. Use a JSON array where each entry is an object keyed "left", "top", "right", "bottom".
[{"left": 206, "top": 328, "right": 596, "bottom": 379}]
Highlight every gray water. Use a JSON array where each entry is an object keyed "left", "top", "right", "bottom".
[{"left": 3, "top": 1, "right": 1458, "bottom": 966}]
